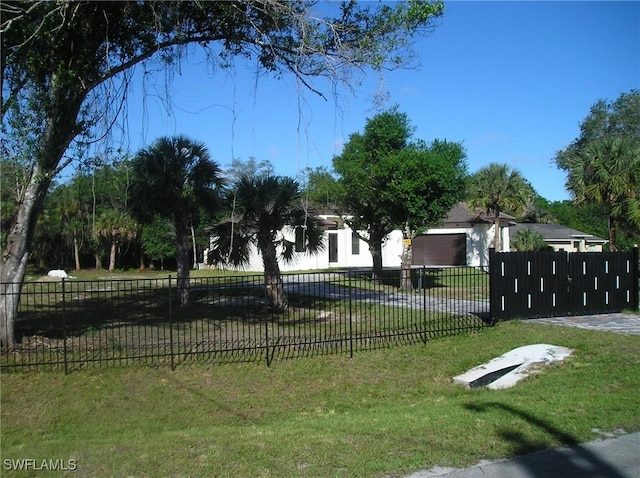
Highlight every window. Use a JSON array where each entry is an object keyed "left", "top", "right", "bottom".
[{"left": 352, "top": 232, "right": 360, "bottom": 255}]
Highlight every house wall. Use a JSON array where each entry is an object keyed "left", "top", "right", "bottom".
[
  {"left": 204, "top": 215, "right": 504, "bottom": 272},
  {"left": 205, "top": 220, "right": 404, "bottom": 272}
]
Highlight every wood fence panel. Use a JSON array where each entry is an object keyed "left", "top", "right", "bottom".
[{"left": 490, "top": 248, "right": 638, "bottom": 321}]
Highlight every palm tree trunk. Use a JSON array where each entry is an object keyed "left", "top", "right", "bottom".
[
  {"left": 608, "top": 216, "right": 617, "bottom": 252},
  {"left": 94, "top": 253, "right": 103, "bottom": 270},
  {"left": 191, "top": 225, "right": 198, "bottom": 270},
  {"left": 174, "top": 224, "right": 191, "bottom": 306},
  {"left": 108, "top": 237, "right": 117, "bottom": 271},
  {"left": 494, "top": 215, "right": 501, "bottom": 251},
  {"left": 259, "top": 236, "right": 285, "bottom": 311},
  {"left": 73, "top": 235, "right": 81, "bottom": 270}
]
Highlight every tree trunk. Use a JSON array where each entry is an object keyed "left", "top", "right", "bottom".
[
  {"left": 1, "top": 162, "right": 54, "bottom": 346},
  {"left": 493, "top": 215, "right": 501, "bottom": 251},
  {"left": 400, "top": 222, "right": 414, "bottom": 291},
  {"left": 608, "top": 216, "right": 617, "bottom": 252},
  {"left": 0, "top": 76, "right": 86, "bottom": 346},
  {"left": 73, "top": 235, "right": 81, "bottom": 271},
  {"left": 259, "top": 235, "right": 285, "bottom": 311},
  {"left": 191, "top": 225, "right": 198, "bottom": 270},
  {"left": 174, "top": 223, "right": 191, "bottom": 306},
  {"left": 94, "top": 253, "right": 103, "bottom": 270},
  {"left": 138, "top": 245, "right": 146, "bottom": 271},
  {"left": 368, "top": 228, "right": 388, "bottom": 285},
  {"left": 108, "top": 237, "right": 117, "bottom": 271}
]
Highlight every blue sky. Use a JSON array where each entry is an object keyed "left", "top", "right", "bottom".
[{"left": 111, "top": 1, "right": 639, "bottom": 202}]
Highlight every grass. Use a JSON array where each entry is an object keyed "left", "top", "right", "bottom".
[{"left": 2, "top": 320, "right": 639, "bottom": 477}]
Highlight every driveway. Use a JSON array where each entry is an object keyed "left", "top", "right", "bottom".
[{"left": 523, "top": 313, "right": 640, "bottom": 335}]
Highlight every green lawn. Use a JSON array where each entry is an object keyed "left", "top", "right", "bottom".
[{"left": 2, "top": 320, "right": 639, "bottom": 477}]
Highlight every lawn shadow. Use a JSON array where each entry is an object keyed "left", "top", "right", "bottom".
[{"left": 464, "top": 402, "right": 627, "bottom": 478}]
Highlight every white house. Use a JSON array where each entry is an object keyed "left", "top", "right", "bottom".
[{"left": 204, "top": 203, "right": 514, "bottom": 272}]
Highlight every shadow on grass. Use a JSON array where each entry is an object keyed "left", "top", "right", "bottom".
[
  {"left": 464, "top": 402, "right": 627, "bottom": 478},
  {"left": 15, "top": 281, "right": 346, "bottom": 342}
]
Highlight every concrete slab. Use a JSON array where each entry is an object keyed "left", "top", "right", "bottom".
[{"left": 453, "top": 344, "right": 574, "bottom": 390}]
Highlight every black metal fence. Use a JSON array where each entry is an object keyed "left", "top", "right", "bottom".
[{"left": 0, "top": 267, "right": 490, "bottom": 372}]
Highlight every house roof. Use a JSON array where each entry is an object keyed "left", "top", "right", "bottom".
[
  {"left": 509, "top": 223, "right": 608, "bottom": 244},
  {"left": 442, "top": 203, "right": 516, "bottom": 227}
]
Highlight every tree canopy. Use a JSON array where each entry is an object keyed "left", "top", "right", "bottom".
[
  {"left": 467, "top": 163, "right": 534, "bottom": 251},
  {"left": 553, "top": 91, "right": 640, "bottom": 251},
  {"left": 564, "top": 136, "right": 640, "bottom": 251},
  {"left": 555, "top": 90, "right": 640, "bottom": 172},
  {"left": 332, "top": 107, "right": 467, "bottom": 282}
]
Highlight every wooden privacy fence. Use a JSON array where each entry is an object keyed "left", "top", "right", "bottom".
[{"left": 489, "top": 248, "right": 639, "bottom": 321}]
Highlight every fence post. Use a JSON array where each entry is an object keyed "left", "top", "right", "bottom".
[
  {"left": 421, "top": 266, "right": 428, "bottom": 344},
  {"left": 348, "top": 272, "right": 354, "bottom": 358},
  {"left": 168, "top": 275, "right": 175, "bottom": 371},
  {"left": 488, "top": 247, "right": 497, "bottom": 325},
  {"left": 633, "top": 246, "right": 639, "bottom": 312},
  {"left": 62, "top": 278, "right": 68, "bottom": 375},
  {"left": 265, "top": 314, "right": 272, "bottom": 367}
]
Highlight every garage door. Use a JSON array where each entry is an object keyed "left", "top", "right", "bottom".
[{"left": 412, "top": 234, "right": 466, "bottom": 266}]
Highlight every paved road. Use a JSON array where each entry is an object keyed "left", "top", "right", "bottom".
[
  {"left": 405, "top": 313, "right": 640, "bottom": 478},
  {"left": 406, "top": 431, "right": 640, "bottom": 478}
]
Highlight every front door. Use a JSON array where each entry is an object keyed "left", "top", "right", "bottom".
[{"left": 328, "top": 233, "right": 338, "bottom": 263}]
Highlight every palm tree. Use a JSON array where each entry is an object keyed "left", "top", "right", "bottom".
[
  {"left": 467, "top": 163, "right": 533, "bottom": 251},
  {"left": 209, "top": 174, "right": 325, "bottom": 311},
  {"left": 512, "top": 228, "right": 549, "bottom": 252},
  {"left": 131, "top": 136, "right": 222, "bottom": 305},
  {"left": 94, "top": 209, "right": 138, "bottom": 271},
  {"left": 565, "top": 136, "right": 640, "bottom": 251}
]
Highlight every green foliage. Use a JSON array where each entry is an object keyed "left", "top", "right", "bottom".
[
  {"left": 1, "top": 0, "right": 445, "bottom": 345},
  {"left": 512, "top": 228, "right": 550, "bottom": 252},
  {"left": 552, "top": 90, "right": 640, "bottom": 250},
  {"left": 332, "top": 107, "right": 467, "bottom": 279},
  {"left": 564, "top": 136, "right": 640, "bottom": 251},
  {"left": 131, "top": 135, "right": 222, "bottom": 303},
  {"left": 390, "top": 139, "right": 468, "bottom": 233},
  {"left": 467, "top": 163, "right": 534, "bottom": 250},
  {"left": 224, "top": 157, "right": 275, "bottom": 184},
  {"left": 555, "top": 90, "right": 640, "bottom": 171},
  {"left": 131, "top": 135, "right": 222, "bottom": 227},
  {"left": 208, "top": 173, "right": 325, "bottom": 309},
  {"left": 467, "top": 163, "right": 534, "bottom": 218},
  {"left": 302, "top": 166, "right": 341, "bottom": 209},
  {"left": 0, "top": 158, "right": 29, "bottom": 250},
  {"left": 141, "top": 216, "right": 175, "bottom": 269}
]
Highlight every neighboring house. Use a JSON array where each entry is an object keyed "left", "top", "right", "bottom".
[
  {"left": 203, "top": 203, "right": 514, "bottom": 272},
  {"left": 509, "top": 223, "right": 608, "bottom": 252}
]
